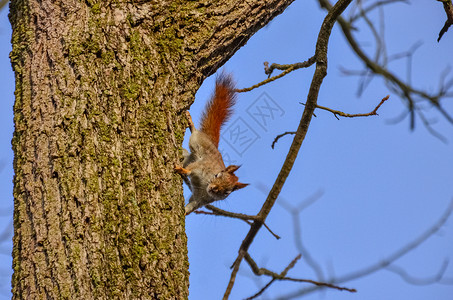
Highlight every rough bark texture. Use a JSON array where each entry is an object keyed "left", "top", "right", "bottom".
[{"left": 9, "top": 0, "right": 294, "bottom": 299}]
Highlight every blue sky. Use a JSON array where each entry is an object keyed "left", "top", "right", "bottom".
[{"left": 1, "top": 1, "right": 452, "bottom": 299}]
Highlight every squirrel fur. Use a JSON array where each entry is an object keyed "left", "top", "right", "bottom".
[{"left": 175, "top": 73, "right": 248, "bottom": 215}]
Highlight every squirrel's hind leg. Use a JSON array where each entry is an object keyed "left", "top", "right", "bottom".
[{"left": 185, "top": 111, "right": 196, "bottom": 132}]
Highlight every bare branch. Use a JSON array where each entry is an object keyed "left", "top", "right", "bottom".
[
  {"left": 386, "top": 41, "right": 423, "bottom": 64},
  {"left": 271, "top": 98, "right": 395, "bottom": 145},
  {"left": 318, "top": 0, "right": 453, "bottom": 131},
  {"left": 416, "top": 109, "right": 448, "bottom": 143},
  {"left": 275, "top": 190, "right": 326, "bottom": 282},
  {"left": 276, "top": 198, "right": 453, "bottom": 299},
  {"left": 0, "top": 0, "right": 8, "bottom": 11},
  {"left": 244, "top": 253, "right": 355, "bottom": 299},
  {"left": 222, "top": 0, "right": 354, "bottom": 298},
  {"left": 437, "top": 0, "right": 453, "bottom": 42}
]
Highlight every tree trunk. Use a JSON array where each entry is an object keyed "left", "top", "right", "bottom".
[{"left": 9, "top": 0, "right": 294, "bottom": 298}]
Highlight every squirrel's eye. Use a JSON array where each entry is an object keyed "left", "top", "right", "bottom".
[{"left": 215, "top": 173, "right": 220, "bottom": 178}]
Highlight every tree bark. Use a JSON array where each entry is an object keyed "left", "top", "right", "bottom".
[{"left": 9, "top": 0, "right": 294, "bottom": 298}]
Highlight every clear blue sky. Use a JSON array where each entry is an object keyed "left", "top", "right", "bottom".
[{"left": 0, "top": 1, "right": 452, "bottom": 299}]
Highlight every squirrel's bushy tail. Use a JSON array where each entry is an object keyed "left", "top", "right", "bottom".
[{"left": 200, "top": 73, "right": 236, "bottom": 147}]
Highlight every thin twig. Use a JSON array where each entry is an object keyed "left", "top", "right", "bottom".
[
  {"left": 271, "top": 131, "right": 296, "bottom": 149},
  {"left": 301, "top": 94, "right": 390, "bottom": 119},
  {"left": 385, "top": 259, "right": 450, "bottom": 285},
  {"left": 280, "top": 277, "right": 356, "bottom": 292},
  {"left": 270, "top": 96, "right": 390, "bottom": 149},
  {"left": 245, "top": 254, "right": 302, "bottom": 300},
  {"left": 244, "top": 253, "right": 356, "bottom": 297},
  {"left": 196, "top": 205, "right": 281, "bottom": 239},
  {"left": 203, "top": 205, "right": 259, "bottom": 220},
  {"left": 263, "top": 57, "right": 316, "bottom": 77},
  {"left": 349, "top": 0, "right": 409, "bottom": 23},
  {"left": 235, "top": 56, "right": 316, "bottom": 93},
  {"left": 262, "top": 223, "right": 281, "bottom": 240},
  {"left": 245, "top": 278, "right": 276, "bottom": 300}
]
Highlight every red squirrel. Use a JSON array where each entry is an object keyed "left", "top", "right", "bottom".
[{"left": 175, "top": 73, "right": 248, "bottom": 215}]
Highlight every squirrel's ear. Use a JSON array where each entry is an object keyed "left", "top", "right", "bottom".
[
  {"left": 234, "top": 182, "right": 249, "bottom": 190},
  {"left": 225, "top": 165, "right": 240, "bottom": 173}
]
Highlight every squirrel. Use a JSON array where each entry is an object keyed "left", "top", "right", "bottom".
[{"left": 175, "top": 73, "right": 248, "bottom": 215}]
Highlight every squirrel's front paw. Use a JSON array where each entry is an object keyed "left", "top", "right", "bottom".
[{"left": 174, "top": 164, "right": 191, "bottom": 175}]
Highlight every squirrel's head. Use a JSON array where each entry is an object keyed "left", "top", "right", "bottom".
[{"left": 207, "top": 165, "right": 248, "bottom": 200}]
